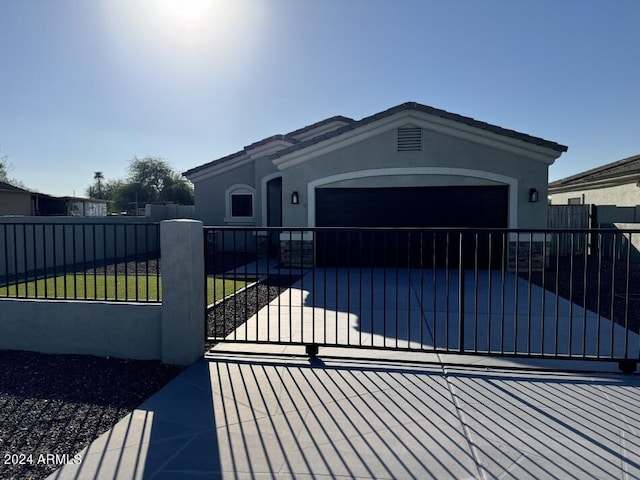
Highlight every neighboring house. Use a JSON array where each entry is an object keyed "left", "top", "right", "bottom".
[
  {"left": 0, "top": 181, "right": 32, "bottom": 216},
  {"left": 549, "top": 154, "right": 640, "bottom": 206},
  {"left": 0, "top": 183, "right": 109, "bottom": 217},
  {"left": 184, "top": 101, "right": 567, "bottom": 266},
  {"left": 32, "top": 194, "right": 109, "bottom": 216}
]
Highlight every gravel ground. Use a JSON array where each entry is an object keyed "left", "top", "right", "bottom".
[
  {"left": 206, "top": 275, "right": 299, "bottom": 347},
  {"left": 0, "top": 352, "right": 183, "bottom": 480},
  {"left": 520, "top": 256, "right": 640, "bottom": 332},
  {"left": 84, "top": 257, "right": 160, "bottom": 276},
  {"left": 0, "top": 271, "right": 296, "bottom": 480}
]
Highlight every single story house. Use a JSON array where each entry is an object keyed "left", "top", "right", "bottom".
[
  {"left": 0, "top": 181, "right": 32, "bottom": 216},
  {"left": 549, "top": 154, "right": 640, "bottom": 206},
  {"left": 184, "top": 102, "right": 567, "bottom": 267},
  {"left": 0, "top": 181, "right": 109, "bottom": 217}
]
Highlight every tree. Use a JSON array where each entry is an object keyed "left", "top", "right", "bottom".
[
  {"left": 94, "top": 171, "right": 104, "bottom": 196},
  {"left": 127, "top": 157, "right": 173, "bottom": 203},
  {"left": 0, "top": 153, "right": 26, "bottom": 188},
  {"left": 0, "top": 158, "right": 8, "bottom": 182},
  {"left": 84, "top": 157, "right": 193, "bottom": 213},
  {"left": 160, "top": 172, "right": 194, "bottom": 205},
  {"left": 87, "top": 171, "right": 108, "bottom": 199}
]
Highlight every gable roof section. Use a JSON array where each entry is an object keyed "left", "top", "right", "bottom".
[
  {"left": 271, "top": 102, "right": 567, "bottom": 163},
  {"left": 0, "top": 180, "right": 30, "bottom": 193},
  {"left": 184, "top": 102, "right": 567, "bottom": 181},
  {"left": 549, "top": 154, "right": 640, "bottom": 192},
  {"left": 183, "top": 115, "right": 355, "bottom": 180},
  {"left": 286, "top": 115, "right": 354, "bottom": 142}
]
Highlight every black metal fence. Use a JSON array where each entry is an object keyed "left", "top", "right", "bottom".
[
  {"left": 205, "top": 226, "right": 640, "bottom": 370},
  {"left": 0, "top": 222, "right": 160, "bottom": 302}
]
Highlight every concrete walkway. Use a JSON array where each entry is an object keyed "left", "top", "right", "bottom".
[
  {"left": 49, "top": 353, "right": 640, "bottom": 479},
  {"left": 50, "top": 269, "right": 640, "bottom": 479}
]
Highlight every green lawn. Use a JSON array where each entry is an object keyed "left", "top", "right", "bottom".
[{"left": 0, "top": 274, "right": 249, "bottom": 304}]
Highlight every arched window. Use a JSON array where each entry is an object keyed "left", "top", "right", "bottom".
[{"left": 225, "top": 184, "right": 255, "bottom": 223}]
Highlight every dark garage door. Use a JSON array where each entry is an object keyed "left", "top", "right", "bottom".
[{"left": 315, "top": 185, "right": 509, "bottom": 268}]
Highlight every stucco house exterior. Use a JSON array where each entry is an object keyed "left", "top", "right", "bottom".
[
  {"left": 184, "top": 102, "right": 567, "bottom": 267},
  {"left": 549, "top": 154, "right": 640, "bottom": 206}
]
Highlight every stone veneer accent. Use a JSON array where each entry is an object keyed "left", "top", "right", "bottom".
[
  {"left": 256, "top": 233, "right": 269, "bottom": 257},
  {"left": 507, "top": 238, "right": 549, "bottom": 272},
  {"left": 280, "top": 233, "right": 314, "bottom": 268}
]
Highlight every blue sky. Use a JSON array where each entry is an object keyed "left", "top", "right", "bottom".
[{"left": 1, "top": 0, "right": 638, "bottom": 197}]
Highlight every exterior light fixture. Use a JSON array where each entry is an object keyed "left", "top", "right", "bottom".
[
  {"left": 529, "top": 188, "right": 540, "bottom": 203},
  {"left": 291, "top": 191, "right": 299, "bottom": 204}
]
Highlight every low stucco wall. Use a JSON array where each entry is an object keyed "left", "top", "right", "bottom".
[
  {"left": 0, "top": 298, "right": 162, "bottom": 360},
  {"left": 0, "top": 219, "right": 204, "bottom": 365}
]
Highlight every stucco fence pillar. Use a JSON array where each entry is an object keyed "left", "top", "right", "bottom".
[{"left": 160, "top": 219, "right": 205, "bottom": 365}]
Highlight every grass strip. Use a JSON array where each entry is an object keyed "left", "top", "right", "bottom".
[{"left": 0, "top": 275, "right": 248, "bottom": 304}]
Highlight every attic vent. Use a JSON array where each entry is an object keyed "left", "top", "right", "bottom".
[{"left": 397, "top": 126, "right": 422, "bottom": 151}]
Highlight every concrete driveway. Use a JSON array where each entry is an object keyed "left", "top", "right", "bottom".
[
  {"left": 224, "top": 267, "right": 640, "bottom": 361},
  {"left": 50, "top": 267, "right": 640, "bottom": 479}
]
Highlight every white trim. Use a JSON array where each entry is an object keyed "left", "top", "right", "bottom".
[
  {"left": 246, "top": 139, "right": 294, "bottom": 158},
  {"left": 224, "top": 184, "right": 255, "bottom": 223},
  {"left": 260, "top": 172, "right": 282, "bottom": 227},
  {"left": 307, "top": 167, "right": 518, "bottom": 228},
  {"left": 290, "top": 119, "right": 352, "bottom": 142},
  {"left": 274, "top": 111, "right": 563, "bottom": 170},
  {"left": 186, "top": 155, "right": 252, "bottom": 183}
]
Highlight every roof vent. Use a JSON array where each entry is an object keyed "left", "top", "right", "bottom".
[{"left": 397, "top": 126, "right": 422, "bottom": 152}]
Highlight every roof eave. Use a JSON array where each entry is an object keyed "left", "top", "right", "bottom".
[
  {"left": 183, "top": 153, "right": 252, "bottom": 183},
  {"left": 549, "top": 173, "right": 640, "bottom": 193},
  {"left": 273, "top": 109, "right": 566, "bottom": 170}
]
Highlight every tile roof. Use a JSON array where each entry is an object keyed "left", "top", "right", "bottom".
[
  {"left": 184, "top": 101, "right": 567, "bottom": 178},
  {"left": 549, "top": 154, "right": 640, "bottom": 189},
  {"left": 183, "top": 116, "right": 355, "bottom": 177},
  {"left": 285, "top": 115, "right": 354, "bottom": 139},
  {"left": 269, "top": 102, "right": 568, "bottom": 161},
  {"left": 183, "top": 150, "right": 248, "bottom": 177}
]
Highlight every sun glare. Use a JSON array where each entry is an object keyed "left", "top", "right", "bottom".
[
  {"left": 100, "top": 0, "right": 268, "bottom": 85},
  {"left": 154, "top": 0, "right": 215, "bottom": 33}
]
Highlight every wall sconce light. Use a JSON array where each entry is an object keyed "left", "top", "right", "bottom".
[
  {"left": 291, "top": 191, "right": 299, "bottom": 205},
  {"left": 529, "top": 188, "right": 540, "bottom": 203}
]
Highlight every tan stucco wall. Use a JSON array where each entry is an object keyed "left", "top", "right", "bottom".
[
  {"left": 191, "top": 124, "right": 554, "bottom": 229},
  {"left": 323, "top": 174, "right": 503, "bottom": 189},
  {"left": 0, "top": 299, "right": 162, "bottom": 359},
  {"left": 281, "top": 128, "right": 549, "bottom": 229},
  {"left": 192, "top": 157, "right": 281, "bottom": 227},
  {"left": 550, "top": 182, "right": 640, "bottom": 207},
  {"left": 193, "top": 162, "right": 255, "bottom": 226}
]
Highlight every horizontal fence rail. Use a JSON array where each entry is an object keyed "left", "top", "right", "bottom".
[
  {"left": 205, "top": 226, "right": 640, "bottom": 370},
  {"left": 0, "top": 222, "right": 161, "bottom": 302}
]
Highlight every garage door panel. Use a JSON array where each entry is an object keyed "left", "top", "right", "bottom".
[
  {"left": 316, "top": 186, "right": 508, "bottom": 228},
  {"left": 315, "top": 185, "right": 508, "bottom": 268}
]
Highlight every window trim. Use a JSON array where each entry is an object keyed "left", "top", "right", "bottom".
[{"left": 225, "top": 184, "right": 256, "bottom": 223}]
